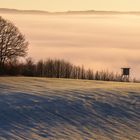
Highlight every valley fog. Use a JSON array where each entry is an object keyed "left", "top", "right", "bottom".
[{"left": 1, "top": 13, "right": 140, "bottom": 79}]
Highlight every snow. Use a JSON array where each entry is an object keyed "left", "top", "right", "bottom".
[{"left": 0, "top": 77, "right": 140, "bottom": 139}]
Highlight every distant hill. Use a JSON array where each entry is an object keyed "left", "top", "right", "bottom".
[
  {"left": 0, "top": 8, "right": 49, "bottom": 14},
  {"left": 0, "top": 8, "right": 140, "bottom": 15}
]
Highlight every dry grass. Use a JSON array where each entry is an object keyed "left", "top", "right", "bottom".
[{"left": 0, "top": 77, "right": 139, "bottom": 140}]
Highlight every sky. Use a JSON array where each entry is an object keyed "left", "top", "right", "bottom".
[
  {"left": 1, "top": 0, "right": 140, "bottom": 79},
  {"left": 0, "top": 0, "right": 140, "bottom": 11},
  {"left": 1, "top": 12, "right": 140, "bottom": 79}
]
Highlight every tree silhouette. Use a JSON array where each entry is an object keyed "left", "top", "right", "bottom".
[{"left": 0, "top": 16, "right": 28, "bottom": 74}]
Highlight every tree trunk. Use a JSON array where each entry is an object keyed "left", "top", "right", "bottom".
[{"left": 0, "top": 61, "right": 5, "bottom": 75}]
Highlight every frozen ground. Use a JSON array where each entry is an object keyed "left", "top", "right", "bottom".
[{"left": 0, "top": 77, "right": 139, "bottom": 140}]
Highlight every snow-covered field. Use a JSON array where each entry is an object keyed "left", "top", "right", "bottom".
[{"left": 0, "top": 77, "right": 139, "bottom": 140}]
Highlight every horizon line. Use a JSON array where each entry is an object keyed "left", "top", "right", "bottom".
[{"left": 1, "top": 7, "right": 140, "bottom": 13}]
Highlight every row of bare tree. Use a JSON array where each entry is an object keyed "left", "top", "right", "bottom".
[
  {"left": 2, "top": 58, "right": 122, "bottom": 81},
  {"left": 0, "top": 16, "right": 122, "bottom": 81}
]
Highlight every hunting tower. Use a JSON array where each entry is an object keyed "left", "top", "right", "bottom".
[{"left": 121, "top": 68, "right": 130, "bottom": 82}]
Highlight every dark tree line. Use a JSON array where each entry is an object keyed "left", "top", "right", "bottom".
[{"left": 2, "top": 58, "right": 122, "bottom": 82}]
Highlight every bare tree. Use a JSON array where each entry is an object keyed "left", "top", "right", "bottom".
[
  {"left": 0, "top": 16, "right": 28, "bottom": 74},
  {"left": 23, "top": 57, "right": 35, "bottom": 76},
  {"left": 36, "top": 60, "right": 44, "bottom": 77},
  {"left": 86, "top": 69, "right": 94, "bottom": 80}
]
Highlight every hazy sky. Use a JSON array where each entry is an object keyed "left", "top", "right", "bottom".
[
  {"left": 1, "top": 0, "right": 140, "bottom": 11},
  {"left": 1, "top": 13, "right": 140, "bottom": 79}
]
